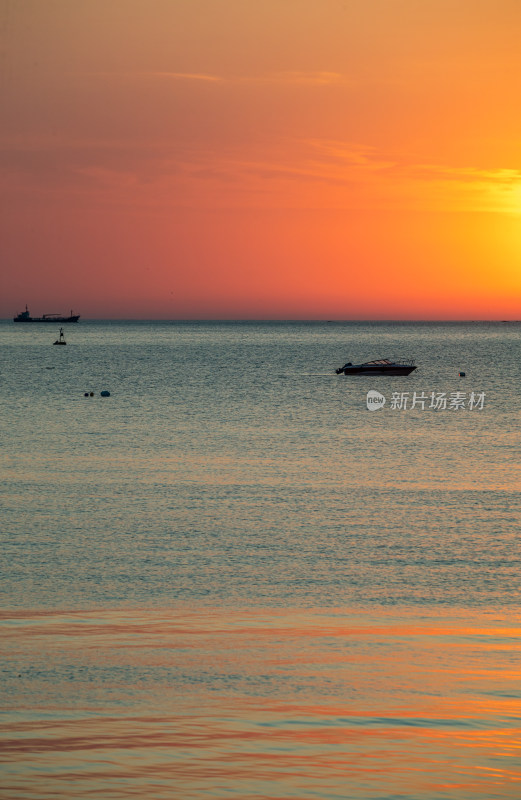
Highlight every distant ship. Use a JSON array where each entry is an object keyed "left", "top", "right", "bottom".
[{"left": 13, "top": 305, "right": 80, "bottom": 323}]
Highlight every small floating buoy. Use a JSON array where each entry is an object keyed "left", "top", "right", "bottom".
[
  {"left": 89, "top": 392, "right": 94, "bottom": 397},
  {"left": 53, "top": 327, "right": 66, "bottom": 345},
  {"left": 100, "top": 390, "right": 111, "bottom": 397},
  {"left": 84, "top": 392, "right": 89, "bottom": 397},
  {"left": 459, "top": 371, "right": 466, "bottom": 377}
]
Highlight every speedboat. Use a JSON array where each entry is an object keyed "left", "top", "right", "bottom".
[{"left": 336, "top": 358, "right": 417, "bottom": 375}]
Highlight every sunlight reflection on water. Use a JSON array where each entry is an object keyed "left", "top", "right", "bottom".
[
  {"left": 1, "top": 607, "right": 521, "bottom": 799},
  {"left": 1, "top": 321, "right": 521, "bottom": 798}
]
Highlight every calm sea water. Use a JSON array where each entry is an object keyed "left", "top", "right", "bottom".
[{"left": 1, "top": 320, "right": 520, "bottom": 799}]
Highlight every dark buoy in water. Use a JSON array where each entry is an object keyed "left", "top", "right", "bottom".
[
  {"left": 89, "top": 392, "right": 94, "bottom": 397},
  {"left": 459, "top": 371, "right": 466, "bottom": 377},
  {"left": 100, "top": 390, "right": 111, "bottom": 397},
  {"left": 84, "top": 392, "right": 89, "bottom": 397},
  {"left": 53, "top": 327, "right": 66, "bottom": 345}
]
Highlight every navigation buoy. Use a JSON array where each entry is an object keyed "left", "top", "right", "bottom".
[
  {"left": 459, "top": 371, "right": 466, "bottom": 377},
  {"left": 53, "top": 327, "right": 66, "bottom": 345},
  {"left": 100, "top": 390, "right": 111, "bottom": 397}
]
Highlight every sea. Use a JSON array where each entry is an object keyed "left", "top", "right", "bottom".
[{"left": 1, "top": 320, "right": 520, "bottom": 800}]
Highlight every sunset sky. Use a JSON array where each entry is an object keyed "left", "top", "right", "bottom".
[{"left": 1, "top": 0, "right": 521, "bottom": 319}]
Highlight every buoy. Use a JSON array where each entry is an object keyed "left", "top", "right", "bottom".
[
  {"left": 53, "top": 327, "right": 66, "bottom": 345},
  {"left": 89, "top": 392, "right": 94, "bottom": 397},
  {"left": 84, "top": 392, "right": 89, "bottom": 397},
  {"left": 459, "top": 371, "right": 466, "bottom": 377},
  {"left": 100, "top": 390, "right": 111, "bottom": 397}
]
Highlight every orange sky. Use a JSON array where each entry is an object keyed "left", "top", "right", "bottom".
[{"left": 1, "top": 0, "right": 521, "bottom": 319}]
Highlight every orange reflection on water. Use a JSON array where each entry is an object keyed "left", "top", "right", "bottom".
[{"left": 1, "top": 607, "right": 521, "bottom": 799}]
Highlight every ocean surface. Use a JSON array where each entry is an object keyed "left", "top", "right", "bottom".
[{"left": 1, "top": 320, "right": 520, "bottom": 799}]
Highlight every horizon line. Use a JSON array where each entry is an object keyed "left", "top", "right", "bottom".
[{"left": 3, "top": 317, "right": 519, "bottom": 323}]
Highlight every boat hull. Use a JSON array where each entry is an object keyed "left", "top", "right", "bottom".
[
  {"left": 340, "top": 365, "right": 417, "bottom": 375},
  {"left": 14, "top": 316, "right": 80, "bottom": 323}
]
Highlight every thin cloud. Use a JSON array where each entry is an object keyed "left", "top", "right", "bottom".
[
  {"left": 71, "top": 70, "right": 223, "bottom": 83},
  {"left": 144, "top": 72, "right": 223, "bottom": 82},
  {"left": 137, "top": 70, "right": 348, "bottom": 86},
  {"left": 411, "top": 164, "right": 521, "bottom": 185},
  {"left": 306, "top": 139, "right": 397, "bottom": 170},
  {"left": 71, "top": 70, "right": 349, "bottom": 87},
  {"left": 3, "top": 132, "right": 520, "bottom": 214}
]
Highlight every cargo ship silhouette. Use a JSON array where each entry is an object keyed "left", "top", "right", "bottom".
[{"left": 13, "top": 305, "right": 80, "bottom": 323}]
